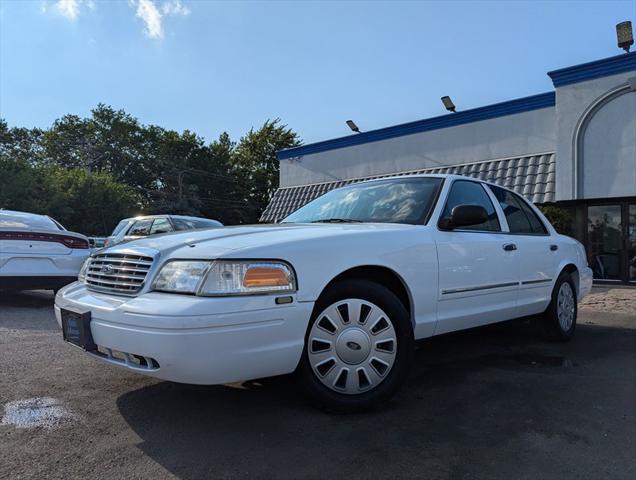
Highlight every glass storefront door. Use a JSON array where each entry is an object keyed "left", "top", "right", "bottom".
[
  {"left": 587, "top": 205, "right": 623, "bottom": 281},
  {"left": 629, "top": 205, "right": 636, "bottom": 283}
]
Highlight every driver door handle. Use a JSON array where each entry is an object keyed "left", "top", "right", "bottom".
[{"left": 503, "top": 243, "right": 517, "bottom": 251}]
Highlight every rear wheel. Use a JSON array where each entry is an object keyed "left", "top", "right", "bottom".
[
  {"left": 542, "top": 272, "right": 577, "bottom": 341},
  {"left": 298, "top": 279, "right": 414, "bottom": 413}
]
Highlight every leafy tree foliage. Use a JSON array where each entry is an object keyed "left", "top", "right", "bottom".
[
  {"left": 0, "top": 108, "right": 300, "bottom": 234},
  {"left": 538, "top": 204, "right": 573, "bottom": 235},
  {"left": 231, "top": 120, "right": 301, "bottom": 223}
]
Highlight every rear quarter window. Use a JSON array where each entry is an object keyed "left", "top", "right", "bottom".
[{"left": 489, "top": 185, "right": 548, "bottom": 235}]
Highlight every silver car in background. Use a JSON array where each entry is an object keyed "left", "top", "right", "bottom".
[{"left": 104, "top": 215, "right": 223, "bottom": 247}]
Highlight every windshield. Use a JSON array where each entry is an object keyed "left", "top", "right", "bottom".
[
  {"left": 0, "top": 212, "right": 59, "bottom": 230},
  {"left": 111, "top": 219, "right": 132, "bottom": 236},
  {"left": 282, "top": 177, "right": 443, "bottom": 225}
]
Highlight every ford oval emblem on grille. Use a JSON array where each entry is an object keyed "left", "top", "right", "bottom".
[{"left": 101, "top": 264, "right": 114, "bottom": 274}]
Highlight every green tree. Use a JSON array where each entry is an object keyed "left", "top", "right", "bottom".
[
  {"left": 0, "top": 157, "right": 48, "bottom": 214},
  {"left": 2, "top": 110, "right": 301, "bottom": 227},
  {"left": 40, "top": 105, "right": 157, "bottom": 194},
  {"left": 42, "top": 167, "right": 142, "bottom": 235},
  {"left": 538, "top": 204, "right": 573, "bottom": 235},
  {"left": 230, "top": 119, "right": 301, "bottom": 223}
]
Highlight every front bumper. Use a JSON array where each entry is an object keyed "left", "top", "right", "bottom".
[{"left": 55, "top": 282, "right": 313, "bottom": 385}]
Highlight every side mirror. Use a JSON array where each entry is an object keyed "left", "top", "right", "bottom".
[{"left": 438, "top": 204, "right": 488, "bottom": 230}]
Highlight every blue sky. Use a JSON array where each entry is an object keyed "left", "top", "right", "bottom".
[{"left": 0, "top": 0, "right": 634, "bottom": 145}]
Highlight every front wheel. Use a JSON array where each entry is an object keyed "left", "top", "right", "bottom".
[
  {"left": 297, "top": 279, "right": 414, "bottom": 413},
  {"left": 542, "top": 272, "right": 577, "bottom": 341}
]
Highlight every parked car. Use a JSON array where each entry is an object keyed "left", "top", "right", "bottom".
[
  {"left": 55, "top": 175, "right": 593, "bottom": 412},
  {"left": 88, "top": 237, "right": 107, "bottom": 249},
  {"left": 0, "top": 209, "right": 90, "bottom": 291},
  {"left": 104, "top": 215, "right": 223, "bottom": 247}
]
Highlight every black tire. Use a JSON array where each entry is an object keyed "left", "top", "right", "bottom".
[
  {"left": 542, "top": 272, "right": 577, "bottom": 341},
  {"left": 297, "top": 279, "right": 414, "bottom": 413}
]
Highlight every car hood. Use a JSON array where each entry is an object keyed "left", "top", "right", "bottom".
[{"left": 101, "top": 223, "right": 414, "bottom": 259}]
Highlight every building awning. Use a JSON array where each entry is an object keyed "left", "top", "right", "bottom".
[{"left": 260, "top": 153, "right": 555, "bottom": 223}]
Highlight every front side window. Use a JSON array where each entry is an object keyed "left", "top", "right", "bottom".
[
  {"left": 128, "top": 218, "right": 153, "bottom": 236},
  {"left": 441, "top": 180, "right": 500, "bottom": 231},
  {"left": 282, "top": 177, "right": 443, "bottom": 225},
  {"left": 489, "top": 185, "right": 547, "bottom": 234}
]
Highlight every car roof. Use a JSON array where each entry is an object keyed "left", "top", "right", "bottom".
[
  {"left": 121, "top": 214, "right": 220, "bottom": 222},
  {"left": 356, "top": 173, "right": 516, "bottom": 194}
]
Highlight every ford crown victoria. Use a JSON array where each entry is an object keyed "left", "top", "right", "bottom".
[{"left": 55, "top": 174, "right": 593, "bottom": 412}]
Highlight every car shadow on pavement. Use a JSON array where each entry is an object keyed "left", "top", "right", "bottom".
[
  {"left": 0, "top": 290, "right": 58, "bottom": 331},
  {"left": 115, "top": 318, "right": 636, "bottom": 479},
  {"left": 0, "top": 289, "right": 55, "bottom": 308}
]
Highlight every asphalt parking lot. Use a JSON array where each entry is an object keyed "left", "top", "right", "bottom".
[{"left": 1, "top": 290, "right": 635, "bottom": 479}]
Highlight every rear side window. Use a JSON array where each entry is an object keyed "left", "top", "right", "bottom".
[
  {"left": 489, "top": 185, "right": 548, "bottom": 235},
  {"left": 192, "top": 219, "right": 221, "bottom": 228},
  {"left": 442, "top": 180, "right": 501, "bottom": 231},
  {"left": 172, "top": 218, "right": 196, "bottom": 231},
  {"left": 128, "top": 219, "right": 153, "bottom": 236},
  {"left": 149, "top": 218, "right": 173, "bottom": 235},
  {"left": 171, "top": 217, "right": 214, "bottom": 230}
]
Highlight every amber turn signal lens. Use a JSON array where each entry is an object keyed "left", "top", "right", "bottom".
[{"left": 243, "top": 267, "right": 290, "bottom": 288}]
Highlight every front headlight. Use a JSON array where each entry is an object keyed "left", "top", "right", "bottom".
[
  {"left": 199, "top": 261, "right": 296, "bottom": 296},
  {"left": 153, "top": 261, "right": 210, "bottom": 294},
  {"left": 78, "top": 257, "right": 91, "bottom": 283},
  {"left": 151, "top": 260, "right": 296, "bottom": 296}
]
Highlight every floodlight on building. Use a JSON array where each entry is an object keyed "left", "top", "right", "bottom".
[
  {"left": 616, "top": 21, "right": 633, "bottom": 52},
  {"left": 346, "top": 120, "right": 361, "bottom": 133},
  {"left": 441, "top": 96, "right": 456, "bottom": 113}
]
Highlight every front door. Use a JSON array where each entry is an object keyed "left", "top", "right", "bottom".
[
  {"left": 587, "top": 205, "right": 623, "bottom": 282},
  {"left": 434, "top": 180, "right": 519, "bottom": 335},
  {"left": 629, "top": 204, "right": 636, "bottom": 284}
]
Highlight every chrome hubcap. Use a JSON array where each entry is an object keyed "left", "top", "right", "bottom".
[
  {"left": 557, "top": 282, "right": 575, "bottom": 331},
  {"left": 308, "top": 299, "right": 397, "bottom": 395}
]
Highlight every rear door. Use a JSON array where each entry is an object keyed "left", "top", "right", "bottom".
[
  {"left": 488, "top": 185, "right": 558, "bottom": 316},
  {"left": 433, "top": 180, "right": 520, "bottom": 334}
]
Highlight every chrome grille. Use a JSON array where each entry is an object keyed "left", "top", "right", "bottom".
[{"left": 85, "top": 253, "right": 154, "bottom": 294}]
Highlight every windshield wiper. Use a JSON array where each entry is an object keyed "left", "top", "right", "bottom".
[{"left": 310, "top": 218, "right": 363, "bottom": 223}]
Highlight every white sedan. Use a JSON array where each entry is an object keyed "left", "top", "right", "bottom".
[
  {"left": 1, "top": 210, "right": 90, "bottom": 292},
  {"left": 54, "top": 174, "right": 593, "bottom": 412}
]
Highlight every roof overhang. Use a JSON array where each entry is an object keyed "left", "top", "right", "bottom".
[
  {"left": 548, "top": 52, "right": 636, "bottom": 87},
  {"left": 277, "top": 92, "right": 555, "bottom": 161}
]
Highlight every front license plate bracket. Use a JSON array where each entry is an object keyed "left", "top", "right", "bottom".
[{"left": 61, "top": 309, "right": 97, "bottom": 351}]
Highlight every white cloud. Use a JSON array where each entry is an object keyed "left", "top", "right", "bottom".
[
  {"left": 130, "top": 0, "right": 190, "bottom": 40},
  {"left": 42, "top": 0, "right": 94, "bottom": 21},
  {"left": 134, "top": 0, "right": 164, "bottom": 39},
  {"left": 161, "top": 0, "right": 190, "bottom": 17},
  {"left": 53, "top": 0, "right": 80, "bottom": 21}
]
